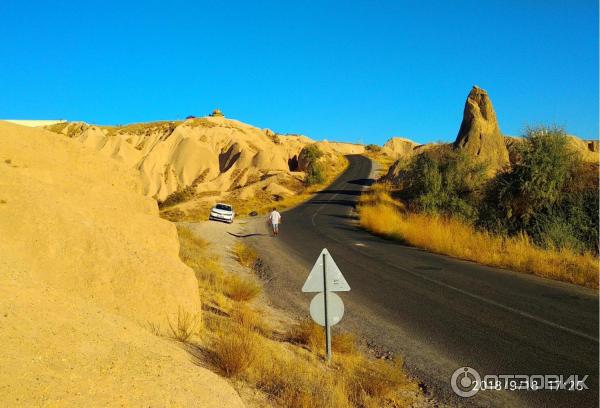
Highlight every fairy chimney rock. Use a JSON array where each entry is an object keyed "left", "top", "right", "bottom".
[{"left": 454, "top": 86, "right": 509, "bottom": 171}]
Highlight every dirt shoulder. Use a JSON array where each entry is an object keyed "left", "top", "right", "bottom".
[{"left": 185, "top": 218, "right": 435, "bottom": 408}]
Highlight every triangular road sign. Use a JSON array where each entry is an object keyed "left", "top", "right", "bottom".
[{"left": 302, "top": 248, "right": 351, "bottom": 292}]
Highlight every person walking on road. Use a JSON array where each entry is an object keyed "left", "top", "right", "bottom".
[{"left": 268, "top": 207, "right": 282, "bottom": 236}]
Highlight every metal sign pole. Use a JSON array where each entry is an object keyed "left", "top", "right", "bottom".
[{"left": 322, "top": 253, "right": 332, "bottom": 363}]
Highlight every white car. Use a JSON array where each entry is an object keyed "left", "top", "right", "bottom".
[{"left": 209, "top": 203, "right": 235, "bottom": 223}]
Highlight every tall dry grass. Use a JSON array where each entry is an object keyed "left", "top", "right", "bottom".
[
  {"left": 177, "top": 223, "right": 423, "bottom": 407},
  {"left": 213, "top": 324, "right": 261, "bottom": 377},
  {"left": 359, "top": 196, "right": 599, "bottom": 289},
  {"left": 233, "top": 242, "right": 258, "bottom": 267},
  {"left": 225, "top": 275, "right": 262, "bottom": 302},
  {"left": 167, "top": 306, "right": 202, "bottom": 343},
  {"left": 288, "top": 320, "right": 357, "bottom": 355}
]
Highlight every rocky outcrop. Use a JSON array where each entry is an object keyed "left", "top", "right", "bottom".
[
  {"left": 44, "top": 117, "right": 356, "bottom": 212},
  {"left": 0, "top": 121, "right": 244, "bottom": 407},
  {"left": 454, "top": 86, "right": 509, "bottom": 172},
  {"left": 567, "top": 135, "right": 600, "bottom": 162},
  {"left": 382, "top": 137, "right": 418, "bottom": 158}
]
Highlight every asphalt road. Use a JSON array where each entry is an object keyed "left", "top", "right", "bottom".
[{"left": 246, "top": 155, "right": 598, "bottom": 407}]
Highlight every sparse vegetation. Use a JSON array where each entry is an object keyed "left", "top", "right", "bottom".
[
  {"left": 167, "top": 306, "right": 202, "bottom": 343},
  {"left": 162, "top": 154, "right": 349, "bottom": 222},
  {"left": 365, "top": 144, "right": 382, "bottom": 153},
  {"left": 233, "top": 242, "right": 258, "bottom": 267},
  {"left": 175, "top": 224, "right": 423, "bottom": 407},
  {"left": 159, "top": 186, "right": 196, "bottom": 209},
  {"left": 188, "top": 118, "right": 218, "bottom": 128},
  {"left": 213, "top": 324, "right": 260, "bottom": 377},
  {"left": 287, "top": 320, "right": 357, "bottom": 355},
  {"left": 225, "top": 275, "right": 262, "bottom": 302}
]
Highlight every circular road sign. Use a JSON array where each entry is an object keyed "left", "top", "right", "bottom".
[{"left": 309, "top": 292, "right": 344, "bottom": 326}]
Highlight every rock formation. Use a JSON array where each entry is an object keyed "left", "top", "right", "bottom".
[
  {"left": 382, "top": 137, "right": 418, "bottom": 158},
  {"left": 43, "top": 117, "right": 358, "bottom": 215},
  {"left": 0, "top": 121, "right": 244, "bottom": 407},
  {"left": 454, "top": 86, "right": 509, "bottom": 171},
  {"left": 566, "top": 135, "right": 600, "bottom": 162}
]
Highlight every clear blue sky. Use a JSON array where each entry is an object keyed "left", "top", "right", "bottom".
[{"left": 1, "top": 0, "right": 597, "bottom": 144}]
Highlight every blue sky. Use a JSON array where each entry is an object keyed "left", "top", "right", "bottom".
[{"left": 1, "top": 0, "right": 597, "bottom": 144}]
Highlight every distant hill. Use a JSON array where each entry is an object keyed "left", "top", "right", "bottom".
[{"left": 44, "top": 116, "right": 363, "bottom": 217}]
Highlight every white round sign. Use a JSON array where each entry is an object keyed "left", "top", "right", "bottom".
[{"left": 309, "top": 292, "right": 344, "bottom": 326}]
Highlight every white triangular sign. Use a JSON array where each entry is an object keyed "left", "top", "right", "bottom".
[{"left": 302, "top": 248, "right": 350, "bottom": 292}]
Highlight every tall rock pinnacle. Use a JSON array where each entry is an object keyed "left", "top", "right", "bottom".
[{"left": 454, "top": 86, "right": 509, "bottom": 171}]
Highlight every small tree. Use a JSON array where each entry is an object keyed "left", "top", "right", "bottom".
[
  {"left": 305, "top": 161, "right": 325, "bottom": 186},
  {"left": 300, "top": 144, "right": 326, "bottom": 186},
  {"left": 299, "top": 144, "right": 323, "bottom": 164}
]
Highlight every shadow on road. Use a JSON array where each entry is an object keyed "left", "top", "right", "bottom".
[
  {"left": 347, "top": 178, "right": 375, "bottom": 186},
  {"left": 316, "top": 189, "right": 362, "bottom": 196},
  {"left": 227, "top": 232, "right": 268, "bottom": 238},
  {"left": 308, "top": 199, "right": 357, "bottom": 207}
]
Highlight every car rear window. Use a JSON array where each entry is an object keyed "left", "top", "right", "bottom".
[{"left": 216, "top": 204, "right": 232, "bottom": 211}]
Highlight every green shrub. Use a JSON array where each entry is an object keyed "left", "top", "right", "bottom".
[
  {"left": 479, "top": 126, "right": 598, "bottom": 253},
  {"left": 299, "top": 144, "right": 323, "bottom": 164},
  {"left": 305, "top": 161, "right": 325, "bottom": 186},
  {"left": 365, "top": 144, "right": 382, "bottom": 153},
  {"left": 399, "top": 145, "right": 487, "bottom": 220},
  {"left": 300, "top": 144, "right": 326, "bottom": 186}
]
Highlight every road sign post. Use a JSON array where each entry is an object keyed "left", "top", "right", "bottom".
[
  {"left": 303, "top": 248, "right": 350, "bottom": 363},
  {"left": 322, "top": 252, "right": 332, "bottom": 362}
]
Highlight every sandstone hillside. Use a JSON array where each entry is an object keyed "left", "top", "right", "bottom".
[
  {"left": 46, "top": 116, "right": 355, "bottom": 201},
  {"left": 0, "top": 121, "right": 244, "bottom": 407}
]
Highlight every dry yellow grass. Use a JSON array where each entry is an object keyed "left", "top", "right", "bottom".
[
  {"left": 167, "top": 306, "right": 202, "bottom": 343},
  {"left": 213, "top": 325, "right": 260, "bottom": 377},
  {"left": 225, "top": 275, "right": 262, "bottom": 302},
  {"left": 230, "top": 303, "right": 267, "bottom": 333},
  {"left": 359, "top": 196, "right": 599, "bottom": 289},
  {"left": 288, "top": 320, "right": 357, "bottom": 355},
  {"left": 176, "top": 225, "right": 226, "bottom": 293},
  {"left": 363, "top": 150, "right": 397, "bottom": 178},
  {"left": 176, "top": 223, "right": 423, "bottom": 407},
  {"left": 233, "top": 242, "right": 258, "bottom": 268}
]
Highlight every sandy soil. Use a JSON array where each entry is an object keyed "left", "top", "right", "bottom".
[{"left": 0, "top": 121, "right": 244, "bottom": 407}]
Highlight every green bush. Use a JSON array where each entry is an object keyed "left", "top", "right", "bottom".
[
  {"left": 300, "top": 144, "right": 325, "bottom": 186},
  {"left": 365, "top": 144, "right": 382, "bottom": 153},
  {"left": 299, "top": 144, "right": 323, "bottom": 164},
  {"left": 479, "top": 126, "right": 598, "bottom": 253},
  {"left": 305, "top": 161, "right": 325, "bottom": 186},
  {"left": 399, "top": 145, "right": 487, "bottom": 220}
]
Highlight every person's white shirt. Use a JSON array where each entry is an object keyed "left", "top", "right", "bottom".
[{"left": 269, "top": 210, "right": 282, "bottom": 225}]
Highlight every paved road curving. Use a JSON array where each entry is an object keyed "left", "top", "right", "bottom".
[{"left": 246, "top": 154, "right": 598, "bottom": 407}]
